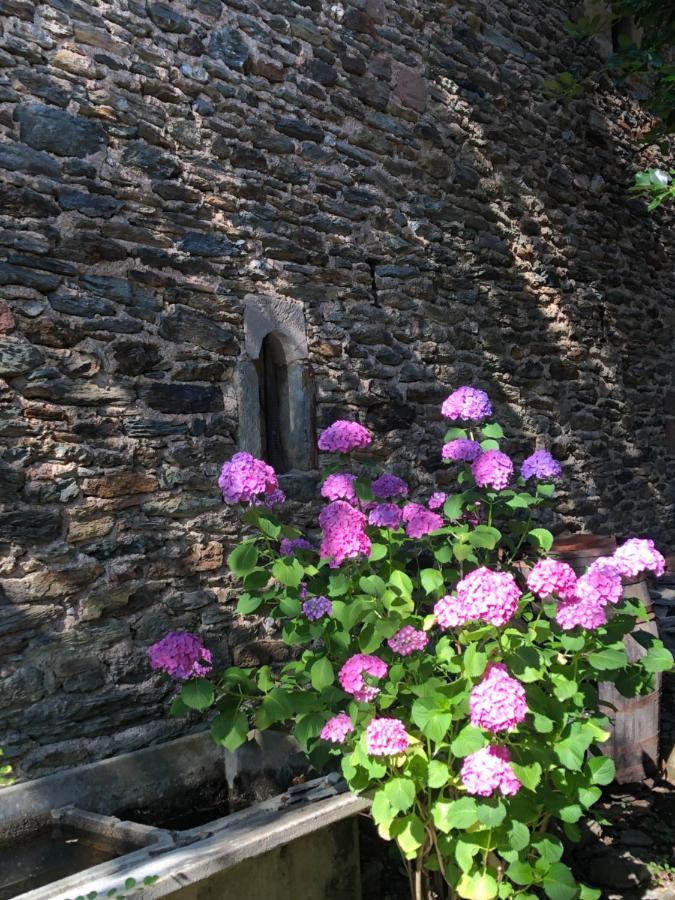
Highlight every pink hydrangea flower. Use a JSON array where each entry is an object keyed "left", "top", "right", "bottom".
[
  {"left": 318, "top": 420, "right": 372, "bottom": 453},
  {"left": 520, "top": 450, "right": 562, "bottom": 482},
  {"left": 338, "top": 654, "right": 388, "bottom": 702},
  {"left": 148, "top": 632, "right": 213, "bottom": 680},
  {"left": 442, "top": 439, "right": 482, "bottom": 463},
  {"left": 218, "top": 452, "right": 279, "bottom": 505},
  {"left": 472, "top": 450, "right": 513, "bottom": 491},
  {"left": 577, "top": 563, "right": 623, "bottom": 607},
  {"left": 461, "top": 746, "right": 521, "bottom": 797},
  {"left": 320, "top": 713, "right": 354, "bottom": 744},
  {"left": 556, "top": 596, "right": 607, "bottom": 630},
  {"left": 441, "top": 387, "right": 492, "bottom": 422},
  {"left": 613, "top": 538, "right": 666, "bottom": 580},
  {"left": 387, "top": 626, "right": 429, "bottom": 656},
  {"left": 434, "top": 594, "right": 465, "bottom": 630},
  {"left": 302, "top": 596, "right": 333, "bottom": 622},
  {"left": 428, "top": 491, "right": 447, "bottom": 510},
  {"left": 527, "top": 559, "right": 578, "bottom": 602},
  {"left": 321, "top": 473, "right": 358, "bottom": 504},
  {"left": 469, "top": 664, "right": 527, "bottom": 733},
  {"left": 366, "top": 717, "right": 410, "bottom": 756},
  {"left": 402, "top": 503, "right": 443, "bottom": 539},
  {"left": 444, "top": 566, "right": 522, "bottom": 627},
  {"left": 372, "top": 473, "right": 409, "bottom": 499},
  {"left": 368, "top": 503, "right": 403, "bottom": 530},
  {"left": 319, "top": 500, "right": 371, "bottom": 568},
  {"left": 279, "top": 537, "right": 313, "bottom": 556}
]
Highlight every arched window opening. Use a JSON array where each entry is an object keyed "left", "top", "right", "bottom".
[{"left": 255, "top": 332, "right": 291, "bottom": 473}]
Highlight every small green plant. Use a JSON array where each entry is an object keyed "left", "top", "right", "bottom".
[
  {"left": 542, "top": 71, "right": 584, "bottom": 101},
  {"left": 0, "top": 749, "right": 14, "bottom": 787},
  {"left": 67, "top": 876, "right": 159, "bottom": 900},
  {"left": 630, "top": 167, "right": 675, "bottom": 208}
]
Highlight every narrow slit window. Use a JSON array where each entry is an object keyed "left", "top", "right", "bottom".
[{"left": 255, "top": 333, "right": 291, "bottom": 473}]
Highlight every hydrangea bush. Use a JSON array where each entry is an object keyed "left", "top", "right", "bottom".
[{"left": 152, "top": 387, "right": 673, "bottom": 900}]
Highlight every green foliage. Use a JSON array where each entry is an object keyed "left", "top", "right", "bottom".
[
  {"left": 0, "top": 749, "right": 13, "bottom": 787},
  {"left": 176, "top": 408, "right": 673, "bottom": 900}
]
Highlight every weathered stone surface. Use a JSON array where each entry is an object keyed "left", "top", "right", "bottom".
[
  {"left": 0, "top": 509, "right": 62, "bottom": 544},
  {"left": 147, "top": 2, "right": 191, "bottom": 33},
  {"left": 15, "top": 104, "right": 106, "bottom": 158},
  {"left": 0, "top": 141, "right": 60, "bottom": 177},
  {"left": 141, "top": 382, "right": 223, "bottom": 413},
  {"left": 82, "top": 472, "right": 159, "bottom": 498},
  {"left": 178, "top": 232, "right": 244, "bottom": 257},
  {"left": 159, "top": 304, "right": 237, "bottom": 352},
  {"left": 0, "top": 339, "right": 45, "bottom": 376},
  {"left": 122, "top": 141, "right": 180, "bottom": 178},
  {"left": 208, "top": 26, "right": 250, "bottom": 69}
]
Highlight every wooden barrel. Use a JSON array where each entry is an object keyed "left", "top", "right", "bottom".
[{"left": 553, "top": 534, "right": 661, "bottom": 783}]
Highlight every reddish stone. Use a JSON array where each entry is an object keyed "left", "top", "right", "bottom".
[
  {"left": 0, "top": 302, "right": 15, "bottom": 334},
  {"left": 392, "top": 63, "right": 427, "bottom": 112}
]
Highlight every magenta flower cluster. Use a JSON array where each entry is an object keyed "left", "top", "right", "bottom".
[
  {"left": 613, "top": 538, "right": 666, "bottom": 579},
  {"left": 469, "top": 664, "right": 527, "bottom": 733},
  {"left": 338, "top": 654, "right": 388, "bottom": 703},
  {"left": 318, "top": 420, "right": 372, "bottom": 454},
  {"left": 435, "top": 567, "right": 521, "bottom": 630},
  {"left": 428, "top": 491, "right": 447, "bottom": 510},
  {"left": 302, "top": 596, "right": 333, "bottom": 622},
  {"left": 442, "top": 438, "right": 482, "bottom": 463},
  {"left": 372, "top": 473, "right": 409, "bottom": 499},
  {"left": 321, "top": 473, "right": 358, "bottom": 504},
  {"left": 521, "top": 449, "right": 562, "bottom": 482},
  {"left": 402, "top": 503, "right": 443, "bottom": 539},
  {"left": 368, "top": 503, "right": 403, "bottom": 529},
  {"left": 387, "top": 626, "right": 428, "bottom": 656},
  {"left": 218, "top": 452, "right": 280, "bottom": 505},
  {"left": 366, "top": 717, "right": 409, "bottom": 756},
  {"left": 441, "top": 387, "right": 492, "bottom": 422},
  {"left": 472, "top": 450, "right": 513, "bottom": 491},
  {"left": 319, "top": 500, "right": 371, "bottom": 568},
  {"left": 320, "top": 712, "right": 354, "bottom": 744},
  {"left": 148, "top": 632, "right": 213, "bottom": 681},
  {"left": 461, "top": 746, "right": 521, "bottom": 797},
  {"left": 527, "top": 558, "right": 578, "bottom": 602}
]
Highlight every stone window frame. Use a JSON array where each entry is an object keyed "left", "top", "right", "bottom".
[{"left": 237, "top": 295, "right": 316, "bottom": 476}]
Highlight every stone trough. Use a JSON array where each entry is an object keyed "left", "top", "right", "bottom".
[{"left": 0, "top": 732, "right": 368, "bottom": 900}]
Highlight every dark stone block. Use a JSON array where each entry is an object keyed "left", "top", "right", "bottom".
[
  {"left": 80, "top": 275, "right": 134, "bottom": 304},
  {"left": 0, "top": 262, "right": 61, "bottom": 293},
  {"left": 305, "top": 59, "right": 338, "bottom": 86},
  {"left": 0, "top": 509, "right": 62, "bottom": 544},
  {"left": 453, "top": 164, "right": 481, "bottom": 189},
  {"left": 142, "top": 382, "right": 223, "bottom": 413},
  {"left": 0, "top": 185, "right": 60, "bottom": 218},
  {"left": 159, "top": 304, "right": 237, "bottom": 352},
  {"left": 276, "top": 117, "right": 324, "bottom": 143},
  {"left": 114, "top": 341, "right": 162, "bottom": 376},
  {"left": 178, "top": 232, "right": 244, "bottom": 257},
  {"left": 147, "top": 1, "right": 191, "bottom": 32},
  {"left": 0, "top": 141, "right": 60, "bottom": 178},
  {"left": 0, "top": 463, "right": 25, "bottom": 499},
  {"left": 123, "top": 420, "right": 188, "bottom": 437},
  {"left": 208, "top": 26, "right": 250, "bottom": 70},
  {"left": 80, "top": 317, "right": 144, "bottom": 334},
  {"left": 151, "top": 182, "right": 202, "bottom": 202},
  {"left": 49, "top": 292, "right": 118, "bottom": 318},
  {"left": 0, "top": 339, "right": 45, "bottom": 377},
  {"left": 122, "top": 141, "right": 180, "bottom": 178},
  {"left": 15, "top": 104, "right": 106, "bottom": 158},
  {"left": 57, "top": 190, "right": 124, "bottom": 217}
]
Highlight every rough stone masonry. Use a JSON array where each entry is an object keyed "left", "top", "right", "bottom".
[{"left": 0, "top": 0, "right": 672, "bottom": 776}]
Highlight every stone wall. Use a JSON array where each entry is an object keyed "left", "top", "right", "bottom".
[{"left": 0, "top": 0, "right": 672, "bottom": 776}]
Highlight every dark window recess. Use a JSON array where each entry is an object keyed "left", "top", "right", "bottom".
[
  {"left": 255, "top": 332, "right": 291, "bottom": 473},
  {"left": 611, "top": 16, "right": 633, "bottom": 52}
]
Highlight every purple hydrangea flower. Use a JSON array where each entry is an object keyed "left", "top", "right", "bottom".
[
  {"left": 148, "top": 632, "right": 213, "bottom": 680},
  {"left": 402, "top": 503, "right": 444, "bottom": 539},
  {"left": 318, "top": 421, "right": 372, "bottom": 454},
  {"left": 319, "top": 500, "right": 371, "bottom": 568},
  {"left": 472, "top": 450, "right": 513, "bottom": 491},
  {"left": 218, "top": 452, "right": 279, "bottom": 505},
  {"left": 302, "top": 596, "right": 333, "bottom": 622},
  {"left": 320, "top": 713, "right": 354, "bottom": 744},
  {"left": 280, "top": 537, "right": 314, "bottom": 556},
  {"left": 368, "top": 503, "right": 403, "bottom": 529},
  {"left": 371, "top": 473, "right": 409, "bottom": 500},
  {"left": 520, "top": 450, "right": 562, "bottom": 482},
  {"left": 321, "top": 473, "right": 358, "bottom": 504},
  {"left": 428, "top": 491, "right": 447, "bottom": 510},
  {"left": 442, "top": 439, "right": 482, "bottom": 463},
  {"left": 441, "top": 387, "right": 492, "bottom": 422}
]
